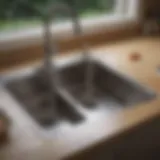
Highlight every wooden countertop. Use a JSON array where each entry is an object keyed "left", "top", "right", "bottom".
[
  {"left": 94, "top": 36, "right": 160, "bottom": 93},
  {"left": 0, "top": 37, "right": 160, "bottom": 160}
]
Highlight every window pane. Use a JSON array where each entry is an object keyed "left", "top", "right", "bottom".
[{"left": 0, "top": 0, "right": 116, "bottom": 32}]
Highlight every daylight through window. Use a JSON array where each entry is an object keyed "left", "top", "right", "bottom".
[{"left": 0, "top": 0, "right": 116, "bottom": 32}]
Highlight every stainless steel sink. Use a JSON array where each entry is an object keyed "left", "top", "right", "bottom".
[
  {"left": 4, "top": 70, "right": 84, "bottom": 128},
  {"left": 2, "top": 57, "right": 155, "bottom": 129},
  {"left": 58, "top": 59, "right": 155, "bottom": 108}
]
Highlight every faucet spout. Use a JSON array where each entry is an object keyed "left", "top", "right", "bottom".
[{"left": 43, "top": 0, "right": 95, "bottom": 106}]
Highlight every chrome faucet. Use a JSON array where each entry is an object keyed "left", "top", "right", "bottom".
[
  {"left": 43, "top": 1, "right": 80, "bottom": 82},
  {"left": 43, "top": 0, "right": 95, "bottom": 106}
]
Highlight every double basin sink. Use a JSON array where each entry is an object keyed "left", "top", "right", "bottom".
[{"left": 2, "top": 55, "right": 155, "bottom": 128}]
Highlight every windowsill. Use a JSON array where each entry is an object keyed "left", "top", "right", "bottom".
[{"left": 0, "top": 12, "right": 139, "bottom": 51}]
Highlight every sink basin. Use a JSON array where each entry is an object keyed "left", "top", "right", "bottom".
[
  {"left": 2, "top": 56, "right": 155, "bottom": 128},
  {"left": 58, "top": 59, "right": 155, "bottom": 108},
  {"left": 5, "top": 71, "right": 84, "bottom": 128}
]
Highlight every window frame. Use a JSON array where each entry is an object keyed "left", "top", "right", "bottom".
[{"left": 0, "top": 0, "right": 140, "bottom": 51}]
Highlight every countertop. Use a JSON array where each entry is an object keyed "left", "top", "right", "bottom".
[{"left": 0, "top": 37, "right": 160, "bottom": 160}]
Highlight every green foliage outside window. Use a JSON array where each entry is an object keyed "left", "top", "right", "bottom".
[{"left": 0, "top": 0, "right": 115, "bottom": 31}]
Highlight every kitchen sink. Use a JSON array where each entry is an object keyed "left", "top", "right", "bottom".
[
  {"left": 3, "top": 56, "right": 155, "bottom": 128},
  {"left": 5, "top": 70, "right": 84, "bottom": 128},
  {"left": 58, "top": 59, "right": 155, "bottom": 108}
]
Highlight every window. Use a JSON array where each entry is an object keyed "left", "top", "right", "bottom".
[
  {"left": 0, "top": 0, "right": 116, "bottom": 32},
  {"left": 0, "top": 0, "right": 139, "bottom": 49}
]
